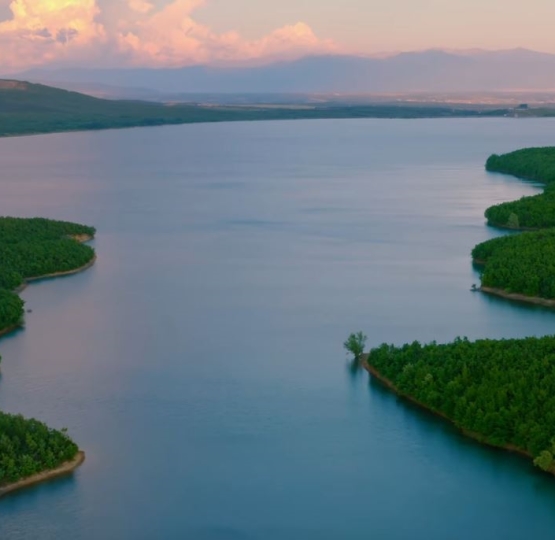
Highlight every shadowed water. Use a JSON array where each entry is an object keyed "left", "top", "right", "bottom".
[{"left": 1, "top": 119, "right": 555, "bottom": 539}]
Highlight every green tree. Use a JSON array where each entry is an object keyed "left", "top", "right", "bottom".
[
  {"left": 507, "top": 212, "right": 520, "bottom": 229},
  {"left": 344, "top": 332, "right": 367, "bottom": 361},
  {"left": 0, "top": 217, "right": 94, "bottom": 486},
  {"left": 534, "top": 451, "right": 554, "bottom": 472}
]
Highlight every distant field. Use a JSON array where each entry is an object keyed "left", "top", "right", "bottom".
[{"left": 0, "top": 79, "right": 534, "bottom": 138}]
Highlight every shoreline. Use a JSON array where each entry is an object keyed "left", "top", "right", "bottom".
[
  {"left": 480, "top": 286, "right": 555, "bottom": 308},
  {"left": 13, "top": 234, "right": 95, "bottom": 294},
  {"left": 471, "top": 256, "right": 555, "bottom": 308},
  {"left": 486, "top": 221, "right": 539, "bottom": 232},
  {"left": 24, "top": 254, "right": 97, "bottom": 285},
  {"left": 69, "top": 233, "right": 94, "bottom": 243},
  {"left": 3, "top": 231, "right": 95, "bottom": 333},
  {"left": 0, "top": 451, "right": 85, "bottom": 498},
  {"left": 0, "top": 324, "right": 22, "bottom": 339},
  {"left": 0, "top": 232, "right": 94, "bottom": 496},
  {"left": 0, "top": 115, "right": 532, "bottom": 142},
  {"left": 360, "top": 355, "right": 538, "bottom": 464}
]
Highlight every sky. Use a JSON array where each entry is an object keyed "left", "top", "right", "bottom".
[{"left": 1, "top": 0, "right": 555, "bottom": 71}]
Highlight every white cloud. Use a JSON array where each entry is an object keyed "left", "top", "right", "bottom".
[{"left": 0, "top": 0, "right": 337, "bottom": 70}]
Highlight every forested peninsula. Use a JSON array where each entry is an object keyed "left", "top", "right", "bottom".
[
  {"left": 0, "top": 217, "right": 95, "bottom": 496},
  {"left": 365, "top": 147, "right": 555, "bottom": 476}
]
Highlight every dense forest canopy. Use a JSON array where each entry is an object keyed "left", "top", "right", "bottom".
[
  {"left": 473, "top": 147, "right": 555, "bottom": 299},
  {"left": 484, "top": 190, "right": 555, "bottom": 230},
  {"left": 0, "top": 217, "right": 95, "bottom": 486},
  {"left": 0, "top": 413, "right": 79, "bottom": 485},
  {"left": 369, "top": 337, "right": 555, "bottom": 472},
  {"left": 472, "top": 229, "right": 555, "bottom": 298},
  {"left": 486, "top": 148, "right": 555, "bottom": 185},
  {"left": 0, "top": 217, "right": 95, "bottom": 331},
  {"left": 485, "top": 147, "right": 555, "bottom": 229}
]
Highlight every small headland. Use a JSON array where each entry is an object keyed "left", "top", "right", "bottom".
[
  {"left": 0, "top": 218, "right": 96, "bottom": 497},
  {"left": 361, "top": 333, "right": 555, "bottom": 476},
  {"left": 478, "top": 286, "right": 555, "bottom": 308},
  {"left": 23, "top": 254, "right": 97, "bottom": 286},
  {"left": 360, "top": 354, "right": 533, "bottom": 460},
  {"left": 473, "top": 151, "right": 555, "bottom": 304},
  {"left": 0, "top": 452, "right": 85, "bottom": 498},
  {"left": 484, "top": 148, "right": 555, "bottom": 230}
]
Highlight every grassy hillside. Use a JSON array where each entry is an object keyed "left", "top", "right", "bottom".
[{"left": 0, "top": 79, "right": 515, "bottom": 137}]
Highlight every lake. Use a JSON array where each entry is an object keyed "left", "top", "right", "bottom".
[{"left": 1, "top": 119, "right": 555, "bottom": 539}]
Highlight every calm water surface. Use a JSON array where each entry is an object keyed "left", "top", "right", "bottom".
[{"left": 1, "top": 119, "right": 555, "bottom": 539}]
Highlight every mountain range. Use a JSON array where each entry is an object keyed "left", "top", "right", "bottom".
[{"left": 8, "top": 49, "right": 555, "bottom": 97}]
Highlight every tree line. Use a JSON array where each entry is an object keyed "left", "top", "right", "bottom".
[
  {"left": 369, "top": 336, "right": 555, "bottom": 472},
  {"left": 485, "top": 147, "right": 555, "bottom": 229},
  {"left": 0, "top": 81, "right": 516, "bottom": 139},
  {"left": 0, "top": 217, "right": 95, "bottom": 330},
  {"left": 472, "top": 228, "right": 555, "bottom": 298},
  {"left": 0, "top": 413, "right": 79, "bottom": 484}
]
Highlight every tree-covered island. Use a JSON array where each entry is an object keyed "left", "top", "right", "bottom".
[
  {"left": 0, "top": 217, "right": 95, "bottom": 495},
  {"left": 364, "top": 146, "right": 555, "bottom": 476}
]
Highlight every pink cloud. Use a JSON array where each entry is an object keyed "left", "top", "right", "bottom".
[
  {"left": 127, "top": 0, "right": 154, "bottom": 14},
  {"left": 0, "top": 0, "right": 106, "bottom": 68},
  {"left": 0, "top": 0, "right": 338, "bottom": 70}
]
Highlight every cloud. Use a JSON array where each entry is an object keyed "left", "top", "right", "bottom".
[
  {"left": 0, "top": 0, "right": 106, "bottom": 68},
  {"left": 117, "top": 0, "right": 337, "bottom": 67},
  {"left": 0, "top": 0, "right": 337, "bottom": 70},
  {"left": 127, "top": 0, "right": 154, "bottom": 15},
  {"left": 244, "top": 22, "right": 335, "bottom": 62}
]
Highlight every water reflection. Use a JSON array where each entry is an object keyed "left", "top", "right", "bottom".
[
  {"left": 480, "top": 290, "right": 555, "bottom": 315},
  {"left": 3, "top": 120, "right": 555, "bottom": 538},
  {"left": 1, "top": 473, "right": 79, "bottom": 506},
  {"left": 367, "top": 368, "right": 555, "bottom": 490},
  {"left": 346, "top": 357, "right": 364, "bottom": 378}
]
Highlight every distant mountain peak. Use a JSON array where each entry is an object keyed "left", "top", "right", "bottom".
[{"left": 8, "top": 48, "right": 555, "bottom": 95}]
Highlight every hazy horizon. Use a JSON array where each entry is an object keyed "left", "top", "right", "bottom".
[{"left": 11, "top": 48, "right": 555, "bottom": 97}]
